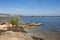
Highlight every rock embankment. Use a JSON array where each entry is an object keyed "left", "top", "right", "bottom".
[{"left": 0, "top": 31, "right": 33, "bottom": 40}]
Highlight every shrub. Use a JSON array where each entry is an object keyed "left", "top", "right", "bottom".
[{"left": 10, "top": 18, "right": 18, "bottom": 26}]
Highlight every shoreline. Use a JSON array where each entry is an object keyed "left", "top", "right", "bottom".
[
  {"left": 0, "top": 26, "right": 43, "bottom": 40},
  {"left": 0, "top": 26, "right": 33, "bottom": 40},
  {"left": 0, "top": 31, "right": 33, "bottom": 40}
]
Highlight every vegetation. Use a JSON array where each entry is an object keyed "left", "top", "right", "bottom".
[{"left": 10, "top": 17, "right": 18, "bottom": 26}]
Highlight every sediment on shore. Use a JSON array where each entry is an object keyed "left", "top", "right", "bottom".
[
  {"left": 0, "top": 31, "right": 34, "bottom": 40},
  {"left": 0, "top": 26, "right": 33, "bottom": 40}
]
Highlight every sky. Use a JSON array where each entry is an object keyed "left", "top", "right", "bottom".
[{"left": 0, "top": 0, "right": 60, "bottom": 16}]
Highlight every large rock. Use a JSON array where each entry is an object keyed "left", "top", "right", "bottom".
[{"left": 0, "top": 31, "right": 33, "bottom": 40}]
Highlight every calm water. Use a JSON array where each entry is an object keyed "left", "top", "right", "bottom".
[
  {"left": 0, "top": 16, "right": 60, "bottom": 40},
  {"left": 22, "top": 16, "right": 60, "bottom": 40}
]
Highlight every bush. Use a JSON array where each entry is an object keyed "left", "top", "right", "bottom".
[{"left": 10, "top": 18, "right": 18, "bottom": 26}]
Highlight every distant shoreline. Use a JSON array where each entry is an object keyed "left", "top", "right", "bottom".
[
  {"left": 0, "top": 13, "right": 22, "bottom": 18},
  {"left": 0, "top": 13, "right": 60, "bottom": 17}
]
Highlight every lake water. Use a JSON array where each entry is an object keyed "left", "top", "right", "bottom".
[
  {"left": 22, "top": 16, "right": 60, "bottom": 40},
  {"left": 0, "top": 16, "right": 60, "bottom": 40}
]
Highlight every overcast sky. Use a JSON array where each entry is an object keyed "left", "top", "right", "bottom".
[{"left": 0, "top": 0, "right": 60, "bottom": 16}]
